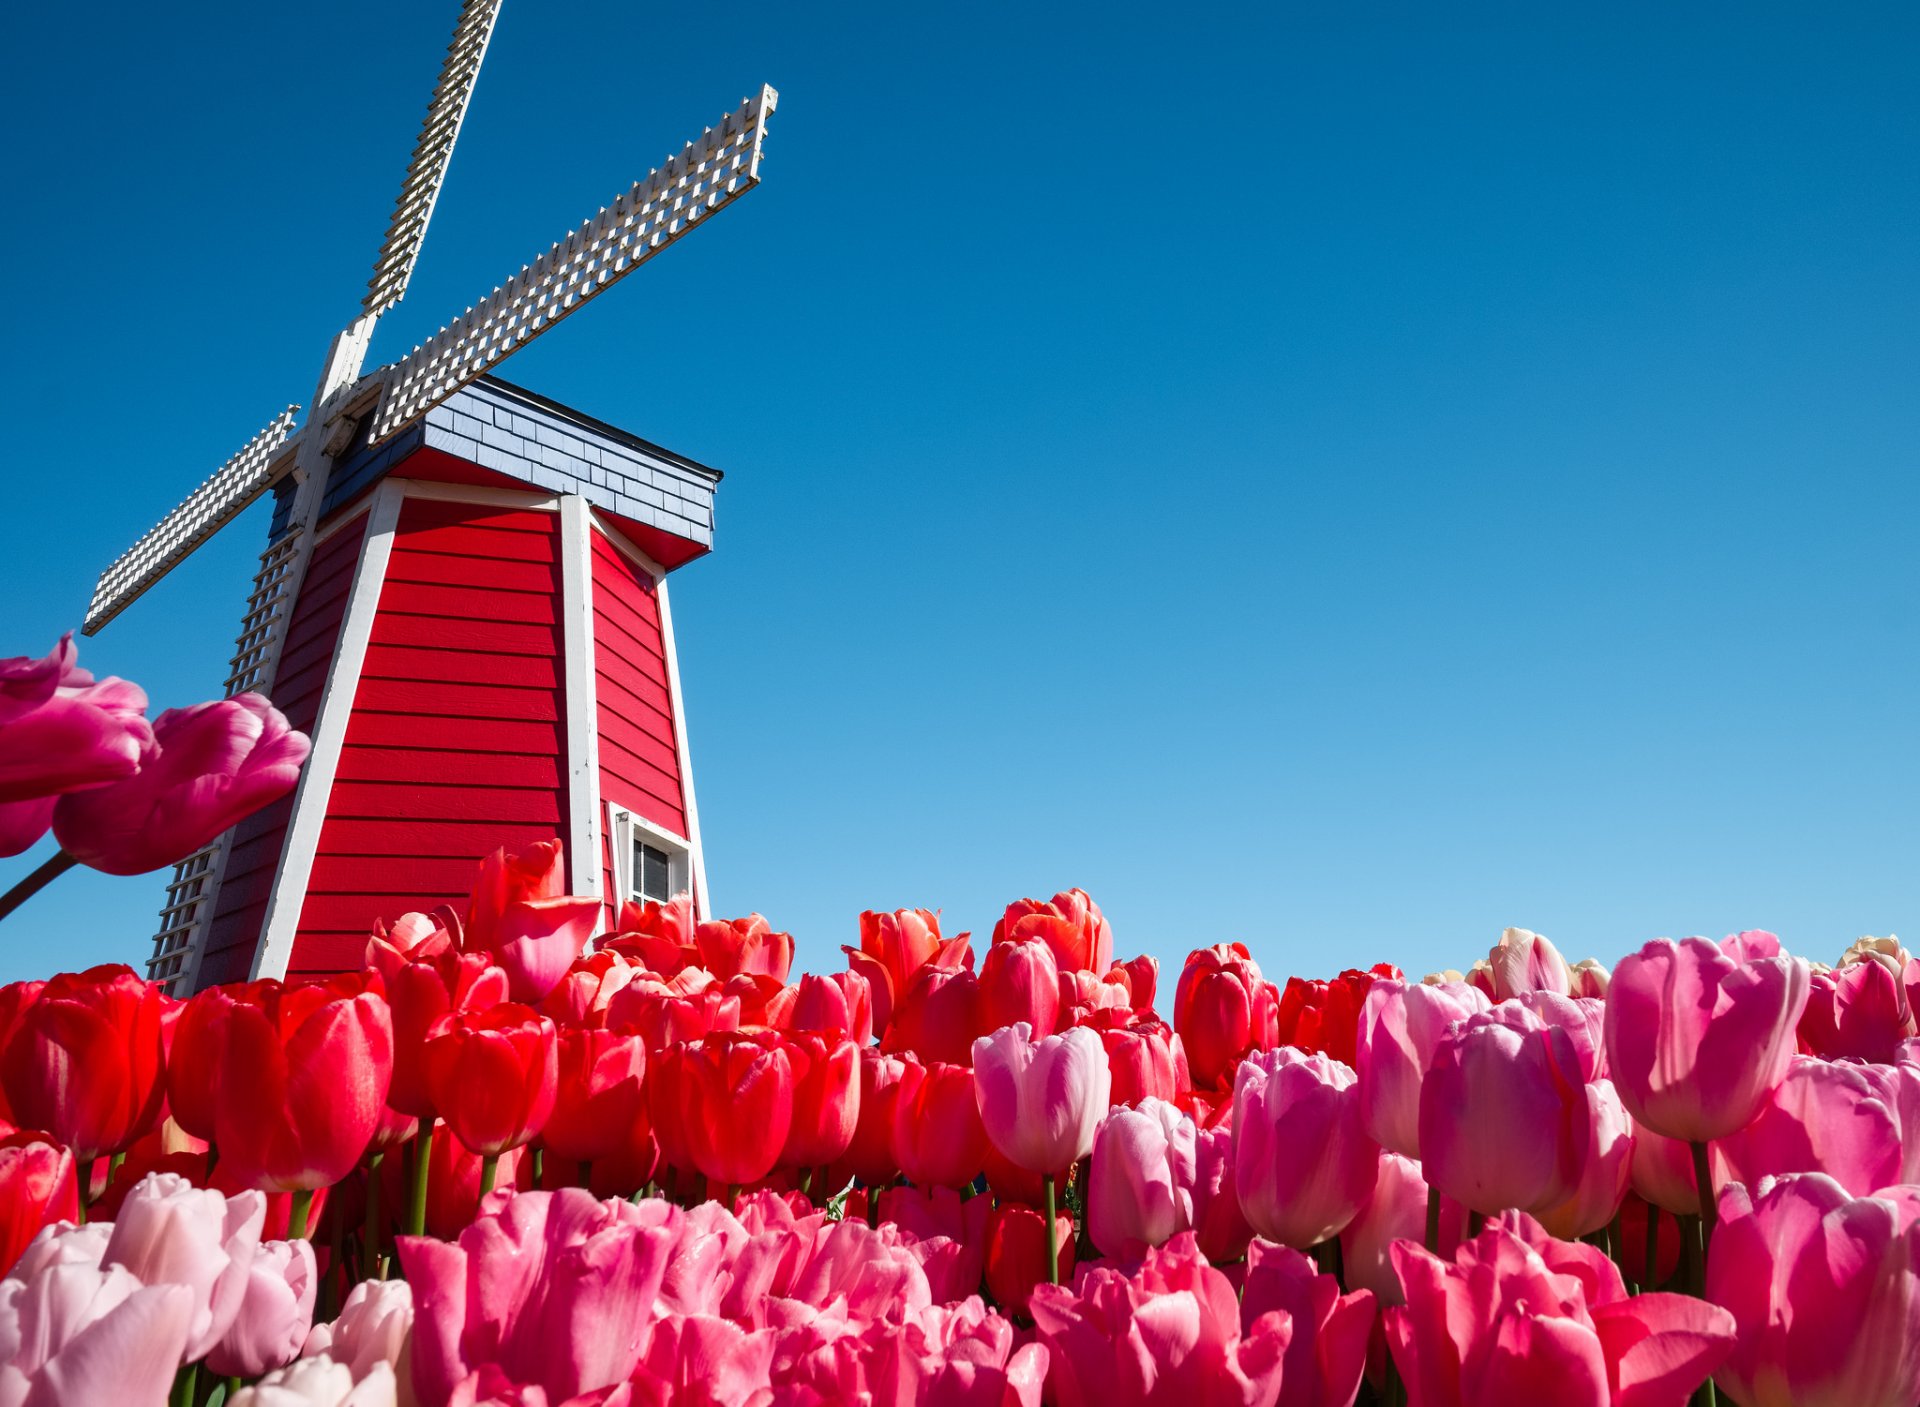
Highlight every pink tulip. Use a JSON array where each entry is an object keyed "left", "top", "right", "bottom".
[
  {"left": 1355, "top": 978, "right": 1490, "bottom": 1158},
  {"left": 1484, "top": 926, "right": 1572, "bottom": 1000},
  {"left": 206, "top": 1238, "right": 317, "bottom": 1378},
  {"left": 103, "top": 1172, "right": 266, "bottom": 1360},
  {"left": 1605, "top": 936, "right": 1810, "bottom": 1143},
  {"left": 0, "top": 636, "right": 151, "bottom": 804},
  {"left": 1419, "top": 1002, "right": 1590, "bottom": 1216},
  {"left": 978, "top": 934, "right": 1061, "bottom": 1041},
  {"left": 0, "top": 798, "right": 54, "bottom": 858},
  {"left": 400, "top": 1188, "right": 677, "bottom": 1407},
  {"left": 1238, "top": 1239, "right": 1375, "bottom": 1407},
  {"left": 1720, "top": 929, "right": 1784, "bottom": 962},
  {"left": 1191, "top": 1122, "right": 1255, "bottom": 1264},
  {"left": 229, "top": 1357, "right": 397, "bottom": 1406},
  {"left": 1799, "top": 958, "right": 1913, "bottom": 1064},
  {"left": 1515, "top": 990, "right": 1608, "bottom": 1080},
  {"left": 1533, "top": 1077, "right": 1635, "bottom": 1239},
  {"left": 1388, "top": 1212, "right": 1736, "bottom": 1407},
  {"left": 1339, "top": 1152, "right": 1467, "bottom": 1306},
  {"left": 864, "top": 1298, "right": 1049, "bottom": 1407},
  {"left": 1708, "top": 1173, "right": 1920, "bottom": 1407},
  {"left": 1714, "top": 1056, "right": 1904, "bottom": 1196},
  {"left": 1087, "top": 1098, "right": 1196, "bottom": 1263},
  {"left": 302, "top": 1278, "right": 413, "bottom": 1386},
  {"left": 1629, "top": 1116, "right": 1705, "bottom": 1216},
  {"left": 1232, "top": 1047, "right": 1378, "bottom": 1248},
  {"left": 53, "top": 694, "right": 306, "bottom": 875},
  {"left": 972, "top": 1023, "right": 1111, "bottom": 1177},
  {"left": 1029, "top": 1234, "right": 1290, "bottom": 1406}
]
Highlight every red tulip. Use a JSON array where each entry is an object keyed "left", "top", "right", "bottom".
[
  {"left": 844, "top": 907, "right": 971, "bottom": 1039},
  {"left": 601, "top": 894, "right": 699, "bottom": 975},
  {"left": 382, "top": 950, "right": 508, "bottom": 1120},
  {"left": 379, "top": 1120, "right": 524, "bottom": 1239},
  {"left": 541, "top": 1026, "right": 648, "bottom": 1164},
  {"left": 1273, "top": 963, "right": 1399, "bottom": 1067},
  {"left": 978, "top": 933, "right": 1060, "bottom": 1040},
  {"left": 682, "top": 1031, "right": 794, "bottom": 1188},
  {"left": 695, "top": 914, "right": 794, "bottom": 982},
  {"left": 783, "top": 970, "right": 873, "bottom": 1045},
  {"left": 984, "top": 1200, "right": 1075, "bottom": 1316},
  {"left": 213, "top": 975, "right": 394, "bottom": 1191},
  {"left": 0, "top": 1132, "right": 78, "bottom": 1272},
  {"left": 1616, "top": 1191, "right": 1682, "bottom": 1290},
  {"left": 1173, "top": 942, "right": 1279, "bottom": 1091},
  {"left": 463, "top": 839, "right": 601, "bottom": 1003},
  {"left": 365, "top": 905, "right": 460, "bottom": 974},
  {"left": 644, "top": 1042, "right": 696, "bottom": 1178},
  {"left": 607, "top": 969, "right": 741, "bottom": 1048},
  {"left": 424, "top": 1002, "right": 557, "bottom": 1158},
  {"left": 883, "top": 964, "right": 981, "bottom": 1066},
  {"left": 781, "top": 1032, "right": 859, "bottom": 1170},
  {"left": 992, "top": 888, "right": 1112, "bottom": 977},
  {"left": 1088, "top": 1009, "right": 1183, "bottom": 1108},
  {"left": 53, "top": 694, "right": 306, "bottom": 875},
  {"left": 891, "top": 1059, "right": 987, "bottom": 1188},
  {"left": 1111, "top": 954, "right": 1158, "bottom": 1011},
  {"left": 0, "top": 635, "right": 151, "bottom": 803},
  {"left": 536, "top": 950, "right": 640, "bottom": 1028},
  {"left": 834, "top": 1049, "right": 909, "bottom": 1187},
  {"left": 166, "top": 980, "right": 274, "bottom": 1143},
  {"left": 0, "top": 963, "right": 168, "bottom": 1162}
]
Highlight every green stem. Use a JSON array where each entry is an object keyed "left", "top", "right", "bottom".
[
  {"left": 867, "top": 1187, "right": 880, "bottom": 1229},
  {"left": 0, "top": 850, "right": 79, "bottom": 924},
  {"left": 223, "top": 1379, "right": 241, "bottom": 1406},
  {"left": 1691, "top": 1141, "right": 1717, "bottom": 1238},
  {"left": 479, "top": 1154, "right": 498, "bottom": 1198},
  {"left": 530, "top": 1145, "right": 544, "bottom": 1191},
  {"left": 798, "top": 1166, "right": 814, "bottom": 1199},
  {"left": 363, "top": 1151, "right": 384, "bottom": 1281},
  {"left": 726, "top": 1182, "right": 739, "bottom": 1213},
  {"left": 1645, "top": 1203, "right": 1660, "bottom": 1293},
  {"left": 408, "top": 1124, "right": 435, "bottom": 1237},
  {"left": 1425, "top": 1185, "right": 1440, "bottom": 1253},
  {"left": 169, "top": 1360, "right": 198, "bottom": 1407},
  {"left": 1044, "top": 1172, "right": 1059, "bottom": 1286},
  {"left": 76, "top": 1156, "right": 95, "bottom": 1222},
  {"left": 107, "top": 1150, "right": 125, "bottom": 1189},
  {"left": 288, "top": 1187, "right": 315, "bottom": 1241}
]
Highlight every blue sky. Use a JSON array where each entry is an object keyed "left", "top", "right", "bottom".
[{"left": 1, "top": 2, "right": 1915, "bottom": 988}]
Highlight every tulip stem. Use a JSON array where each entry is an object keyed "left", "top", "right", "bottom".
[
  {"left": 0, "top": 850, "right": 78, "bottom": 924},
  {"left": 409, "top": 1124, "right": 435, "bottom": 1237},
  {"left": 169, "top": 1361, "right": 198, "bottom": 1407},
  {"left": 799, "top": 1167, "right": 814, "bottom": 1199},
  {"left": 75, "top": 1157, "right": 95, "bottom": 1221},
  {"left": 363, "top": 1151, "right": 384, "bottom": 1281},
  {"left": 1044, "top": 1173, "right": 1059, "bottom": 1286},
  {"left": 530, "top": 1146, "right": 544, "bottom": 1190},
  {"left": 1424, "top": 1186, "right": 1440, "bottom": 1253},
  {"left": 1690, "top": 1141, "right": 1717, "bottom": 1239},
  {"left": 479, "top": 1155, "right": 498, "bottom": 1198},
  {"left": 288, "top": 1188, "right": 314, "bottom": 1241},
  {"left": 1644, "top": 1204, "right": 1660, "bottom": 1293}
]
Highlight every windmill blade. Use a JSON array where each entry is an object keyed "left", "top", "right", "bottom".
[
  {"left": 368, "top": 85, "right": 777, "bottom": 442},
  {"left": 363, "top": 0, "right": 506, "bottom": 318},
  {"left": 83, "top": 409, "right": 300, "bottom": 636}
]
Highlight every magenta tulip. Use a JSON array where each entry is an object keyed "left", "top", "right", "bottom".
[
  {"left": 0, "top": 798, "right": 54, "bottom": 859},
  {"left": 1087, "top": 1097, "right": 1196, "bottom": 1263},
  {"left": 1533, "top": 1076, "right": 1635, "bottom": 1240},
  {"left": 1799, "top": 958, "right": 1913, "bottom": 1064},
  {"left": 1355, "top": 977, "right": 1489, "bottom": 1158},
  {"left": 1191, "top": 1122, "right": 1255, "bottom": 1264},
  {"left": 1238, "top": 1239, "right": 1375, "bottom": 1407},
  {"left": 1708, "top": 1174, "right": 1920, "bottom": 1407},
  {"left": 0, "top": 636, "right": 151, "bottom": 804},
  {"left": 1232, "top": 1047, "right": 1378, "bottom": 1247},
  {"left": 1605, "top": 935, "right": 1809, "bottom": 1143},
  {"left": 1714, "top": 1055, "right": 1904, "bottom": 1196},
  {"left": 972, "top": 1023, "right": 1110, "bottom": 1176}
]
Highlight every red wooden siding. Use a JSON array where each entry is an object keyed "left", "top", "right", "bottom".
[
  {"left": 195, "top": 516, "right": 368, "bottom": 987},
  {"left": 591, "top": 526, "right": 688, "bottom": 917},
  {"left": 288, "top": 497, "right": 568, "bottom": 975}
]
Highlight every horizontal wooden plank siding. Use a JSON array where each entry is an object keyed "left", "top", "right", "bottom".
[
  {"left": 289, "top": 495, "right": 569, "bottom": 974},
  {"left": 197, "top": 514, "right": 370, "bottom": 986}
]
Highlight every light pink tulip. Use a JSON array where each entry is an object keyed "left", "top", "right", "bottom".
[
  {"left": 103, "top": 1172, "right": 267, "bottom": 1360},
  {"left": 207, "top": 1238, "right": 317, "bottom": 1378},
  {"left": 1389, "top": 1212, "right": 1735, "bottom": 1407},
  {"left": 1715, "top": 1056, "right": 1904, "bottom": 1197},
  {"left": 302, "top": 1278, "right": 413, "bottom": 1388},
  {"left": 971, "top": 1023, "right": 1110, "bottom": 1176},
  {"left": 1355, "top": 978, "right": 1489, "bottom": 1158},
  {"left": 1606, "top": 936, "right": 1810, "bottom": 1143},
  {"left": 1708, "top": 1174, "right": 1920, "bottom": 1407},
  {"left": 1238, "top": 1239, "right": 1375, "bottom": 1407},
  {"left": 1087, "top": 1098, "right": 1196, "bottom": 1264},
  {"left": 1418, "top": 1002, "right": 1589, "bottom": 1216},
  {"left": 1485, "top": 927, "right": 1572, "bottom": 1000},
  {"left": 1233, "top": 1047, "right": 1378, "bottom": 1247},
  {"left": 1338, "top": 1152, "right": 1467, "bottom": 1306},
  {"left": 1568, "top": 958, "right": 1610, "bottom": 998},
  {"left": 54, "top": 694, "right": 308, "bottom": 875},
  {"left": 231, "top": 1356, "right": 398, "bottom": 1407},
  {"left": 1515, "top": 991, "right": 1607, "bottom": 1080},
  {"left": 1533, "top": 1077, "right": 1634, "bottom": 1238},
  {"left": 0, "top": 637, "right": 151, "bottom": 804}
]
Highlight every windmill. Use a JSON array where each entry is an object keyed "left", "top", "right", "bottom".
[{"left": 82, "top": 0, "right": 776, "bottom": 993}]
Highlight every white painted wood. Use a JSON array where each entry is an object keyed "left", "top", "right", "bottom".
[
  {"left": 557, "top": 495, "right": 604, "bottom": 905},
  {"left": 604, "top": 802, "right": 693, "bottom": 908},
  {"left": 249, "top": 480, "right": 405, "bottom": 980},
  {"left": 655, "top": 574, "right": 710, "bottom": 918},
  {"left": 589, "top": 513, "right": 666, "bottom": 579},
  {"left": 384, "top": 477, "right": 562, "bottom": 511}
]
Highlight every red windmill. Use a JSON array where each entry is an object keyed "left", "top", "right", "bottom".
[{"left": 79, "top": 1, "right": 777, "bottom": 992}]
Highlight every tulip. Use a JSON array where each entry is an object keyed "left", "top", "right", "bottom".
[
  {"left": 535, "top": 949, "right": 640, "bottom": 1027},
  {"left": 0, "top": 1133, "right": 78, "bottom": 1273},
  {"left": 1087, "top": 1097, "right": 1195, "bottom": 1263},
  {"left": 230, "top": 1356, "right": 397, "bottom": 1407},
  {"left": 783, "top": 970, "right": 872, "bottom": 1045},
  {"left": 1111, "top": 953, "right": 1158, "bottom": 1011},
  {"left": 978, "top": 934, "right": 1061, "bottom": 1040},
  {"left": 1419, "top": 1001, "right": 1589, "bottom": 1216},
  {"left": 1238, "top": 1239, "right": 1375, "bottom": 1407},
  {"left": 301, "top": 1277, "right": 413, "bottom": 1386},
  {"left": 1173, "top": 943, "right": 1279, "bottom": 1092},
  {"left": 1617, "top": 1191, "right": 1683, "bottom": 1291},
  {"left": 1088, "top": 1009, "right": 1182, "bottom": 1108},
  {"left": 1339, "top": 1151, "right": 1466, "bottom": 1306},
  {"left": 1354, "top": 977, "right": 1489, "bottom": 1158},
  {"left": 882, "top": 964, "right": 981, "bottom": 1066},
  {"left": 462, "top": 840, "right": 601, "bottom": 1003},
  {"left": 781, "top": 1031, "right": 859, "bottom": 1171},
  {"left": 206, "top": 1237, "right": 318, "bottom": 1378},
  {"left": 423, "top": 1003, "right": 556, "bottom": 1163},
  {"left": 1191, "top": 1122, "right": 1255, "bottom": 1264},
  {"left": 214, "top": 976, "right": 395, "bottom": 1194},
  {"left": 1708, "top": 1174, "right": 1920, "bottom": 1407},
  {"left": 52, "top": 694, "right": 307, "bottom": 875},
  {"left": 0, "top": 636, "right": 151, "bottom": 803},
  {"left": 168, "top": 980, "right": 268, "bottom": 1142},
  {"left": 377, "top": 1121, "right": 523, "bottom": 1240},
  {"left": 0, "top": 963, "right": 168, "bottom": 1164},
  {"left": 1273, "top": 963, "right": 1399, "bottom": 1067},
  {"left": 539, "top": 1026, "right": 647, "bottom": 1165},
  {"left": 1484, "top": 926, "right": 1572, "bottom": 999},
  {"left": 1799, "top": 957, "right": 1912, "bottom": 1063},
  {"left": 973, "top": 1023, "right": 1110, "bottom": 1186},
  {"left": 399, "top": 1188, "right": 677, "bottom": 1406},
  {"left": 1568, "top": 957, "right": 1611, "bottom": 997},
  {"left": 606, "top": 968, "right": 739, "bottom": 1048},
  {"left": 983, "top": 1201, "right": 1075, "bottom": 1316},
  {"left": 834, "top": 1049, "right": 909, "bottom": 1188},
  {"left": 1233, "top": 1047, "right": 1378, "bottom": 1247},
  {"left": 681, "top": 1031, "right": 793, "bottom": 1189},
  {"left": 874, "top": 1182, "right": 990, "bottom": 1303},
  {"left": 843, "top": 907, "right": 971, "bottom": 1039},
  {"left": 891, "top": 1059, "right": 988, "bottom": 1189},
  {"left": 383, "top": 951, "right": 509, "bottom": 1120},
  {"left": 0, "top": 798, "right": 54, "bottom": 859},
  {"left": 1533, "top": 1076, "right": 1635, "bottom": 1239},
  {"left": 694, "top": 913, "right": 794, "bottom": 982},
  {"left": 1714, "top": 1055, "right": 1903, "bottom": 1196},
  {"left": 1388, "top": 1213, "right": 1736, "bottom": 1407},
  {"left": 1629, "top": 1116, "right": 1705, "bottom": 1216},
  {"left": 365, "top": 905, "right": 460, "bottom": 974},
  {"left": 1605, "top": 935, "right": 1810, "bottom": 1144},
  {"left": 992, "top": 888, "right": 1112, "bottom": 977},
  {"left": 103, "top": 1172, "right": 267, "bottom": 1360}
]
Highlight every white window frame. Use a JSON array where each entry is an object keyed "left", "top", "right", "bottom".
[{"left": 606, "top": 802, "right": 694, "bottom": 909}]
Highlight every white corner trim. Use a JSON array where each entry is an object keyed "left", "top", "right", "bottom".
[
  {"left": 588, "top": 512, "right": 666, "bottom": 580},
  {"left": 654, "top": 574, "right": 710, "bottom": 919},
  {"left": 604, "top": 801, "right": 694, "bottom": 907},
  {"left": 557, "top": 495, "right": 603, "bottom": 905},
  {"left": 249, "top": 480, "right": 405, "bottom": 979}
]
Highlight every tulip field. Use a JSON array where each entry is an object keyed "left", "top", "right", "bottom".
[{"left": 1, "top": 639, "right": 1918, "bottom": 1407}]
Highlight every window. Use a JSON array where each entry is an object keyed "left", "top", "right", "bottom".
[
  {"left": 635, "top": 837, "right": 673, "bottom": 905},
  {"left": 606, "top": 802, "right": 693, "bottom": 910}
]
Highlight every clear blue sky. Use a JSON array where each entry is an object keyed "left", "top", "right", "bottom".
[{"left": 2, "top": 2, "right": 1915, "bottom": 988}]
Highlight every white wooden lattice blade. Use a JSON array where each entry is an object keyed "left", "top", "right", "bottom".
[
  {"left": 363, "top": 0, "right": 505, "bottom": 318},
  {"left": 369, "top": 85, "right": 778, "bottom": 442},
  {"left": 83, "top": 410, "right": 300, "bottom": 635}
]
